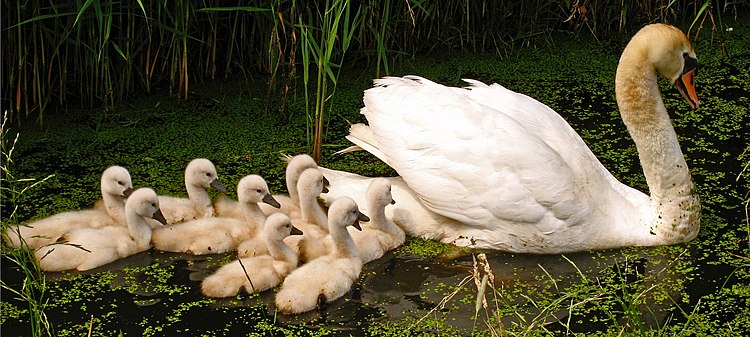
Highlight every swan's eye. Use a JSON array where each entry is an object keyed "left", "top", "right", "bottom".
[{"left": 682, "top": 53, "right": 699, "bottom": 73}]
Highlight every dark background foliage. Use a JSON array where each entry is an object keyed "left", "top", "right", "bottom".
[{"left": 3, "top": 0, "right": 748, "bottom": 126}]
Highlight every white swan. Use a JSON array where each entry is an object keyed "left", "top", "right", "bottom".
[
  {"left": 200, "top": 213, "right": 302, "bottom": 297},
  {"left": 34, "top": 188, "right": 166, "bottom": 272},
  {"left": 4, "top": 166, "right": 134, "bottom": 250},
  {"left": 322, "top": 23, "right": 701, "bottom": 253},
  {"left": 281, "top": 168, "right": 332, "bottom": 262},
  {"left": 158, "top": 158, "right": 227, "bottom": 224},
  {"left": 275, "top": 197, "right": 369, "bottom": 314},
  {"left": 151, "top": 175, "right": 279, "bottom": 255}
]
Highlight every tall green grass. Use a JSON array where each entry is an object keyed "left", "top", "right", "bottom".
[
  {"left": 2, "top": 0, "right": 746, "bottom": 129},
  {"left": 1, "top": 112, "right": 54, "bottom": 337},
  {"left": 297, "top": 0, "right": 359, "bottom": 161}
]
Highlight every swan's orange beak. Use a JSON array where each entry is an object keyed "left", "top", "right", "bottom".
[{"left": 675, "top": 68, "right": 699, "bottom": 109}]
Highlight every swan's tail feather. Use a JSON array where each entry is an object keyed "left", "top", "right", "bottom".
[
  {"left": 334, "top": 145, "right": 362, "bottom": 155},
  {"left": 279, "top": 153, "right": 294, "bottom": 164},
  {"left": 200, "top": 261, "right": 248, "bottom": 298},
  {"left": 342, "top": 123, "right": 392, "bottom": 166},
  {"left": 275, "top": 282, "right": 319, "bottom": 314}
]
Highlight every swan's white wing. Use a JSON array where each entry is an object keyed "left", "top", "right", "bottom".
[{"left": 359, "top": 76, "right": 601, "bottom": 234}]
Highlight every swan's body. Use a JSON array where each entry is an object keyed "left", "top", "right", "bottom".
[
  {"left": 281, "top": 168, "right": 332, "bottom": 262},
  {"left": 201, "top": 213, "right": 302, "bottom": 297},
  {"left": 275, "top": 197, "right": 368, "bottom": 314},
  {"left": 215, "top": 154, "right": 321, "bottom": 219},
  {"left": 324, "top": 24, "right": 700, "bottom": 253},
  {"left": 151, "top": 175, "right": 279, "bottom": 255},
  {"left": 158, "top": 158, "right": 227, "bottom": 224},
  {"left": 4, "top": 166, "right": 134, "bottom": 250},
  {"left": 34, "top": 188, "right": 166, "bottom": 272}
]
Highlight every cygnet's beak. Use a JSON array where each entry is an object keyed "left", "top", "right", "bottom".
[
  {"left": 210, "top": 179, "right": 227, "bottom": 193},
  {"left": 152, "top": 209, "right": 167, "bottom": 225},
  {"left": 263, "top": 194, "right": 281, "bottom": 208},
  {"left": 123, "top": 187, "right": 133, "bottom": 198},
  {"left": 290, "top": 226, "right": 303, "bottom": 236},
  {"left": 351, "top": 211, "right": 370, "bottom": 231}
]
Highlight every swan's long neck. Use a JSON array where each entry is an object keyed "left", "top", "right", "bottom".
[
  {"left": 243, "top": 203, "right": 267, "bottom": 228},
  {"left": 299, "top": 193, "right": 328, "bottom": 230},
  {"left": 615, "top": 47, "right": 700, "bottom": 244},
  {"left": 286, "top": 174, "right": 300, "bottom": 206},
  {"left": 187, "top": 183, "right": 213, "bottom": 216},
  {"left": 101, "top": 190, "right": 126, "bottom": 224},
  {"left": 331, "top": 223, "right": 359, "bottom": 259},
  {"left": 266, "top": 235, "right": 298, "bottom": 266},
  {"left": 370, "top": 200, "right": 402, "bottom": 238},
  {"left": 125, "top": 212, "right": 153, "bottom": 250}
]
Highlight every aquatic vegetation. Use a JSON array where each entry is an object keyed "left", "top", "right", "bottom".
[{"left": 1, "top": 15, "right": 749, "bottom": 336}]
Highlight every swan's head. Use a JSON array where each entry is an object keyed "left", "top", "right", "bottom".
[
  {"left": 629, "top": 23, "right": 700, "bottom": 109},
  {"left": 328, "top": 197, "right": 370, "bottom": 232},
  {"left": 264, "top": 213, "right": 303, "bottom": 240},
  {"left": 185, "top": 158, "right": 227, "bottom": 192},
  {"left": 297, "top": 168, "right": 329, "bottom": 198},
  {"left": 367, "top": 178, "right": 395, "bottom": 208},
  {"left": 237, "top": 174, "right": 280, "bottom": 208},
  {"left": 287, "top": 154, "right": 329, "bottom": 188},
  {"left": 101, "top": 166, "right": 133, "bottom": 198},
  {"left": 126, "top": 188, "right": 167, "bottom": 225}
]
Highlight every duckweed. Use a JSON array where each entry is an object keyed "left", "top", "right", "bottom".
[{"left": 2, "top": 17, "right": 749, "bottom": 336}]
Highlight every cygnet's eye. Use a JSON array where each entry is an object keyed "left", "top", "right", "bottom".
[
  {"left": 256, "top": 189, "right": 262, "bottom": 193},
  {"left": 205, "top": 172, "right": 212, "bottom": 177},
  {"left": 117, "top": 181, "right": 124, "bottom": 186},
  {"left": 151, "top": 203, "right": 157, "bottom": 207}
]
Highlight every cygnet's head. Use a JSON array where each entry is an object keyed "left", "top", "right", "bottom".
[
  {"left": 185, "top": 158, "right": 227, "bottom": 192},
  {"left": 126, "top": 188, "right": 167, "bottom": 224},
  {"left": 236, "top": 174, "right": 280, "bottom": 208},
  {"left": 101, "top": 166, "right": 133, "bottom": 198},
  {"left": 264, "top": 213, "right": 303, "bottom": 241},
  {"left": 327, "top": 197, "right": 370, "bottom": 232}
]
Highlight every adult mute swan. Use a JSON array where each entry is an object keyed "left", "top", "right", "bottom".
[
  {"left": 151, "top": 175, "right": 280, "bottom": 255},
  {"left": 34, "top": 188, "right": 166, "bottom": 272},
  {"left": 158, "top": 158, "right": 227, "bottom": 224},
  {"left": 275, "top": 197, "right": 369, "bottom": 314},
  {"left": 200, "top": 213, "right": 302, "bottom": 298},
  {"left": 322, "top": 23, "right": 701, "bottom": 253},
  {"left": 4, "top": 166, "right": 134, "bottom": 250}
]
